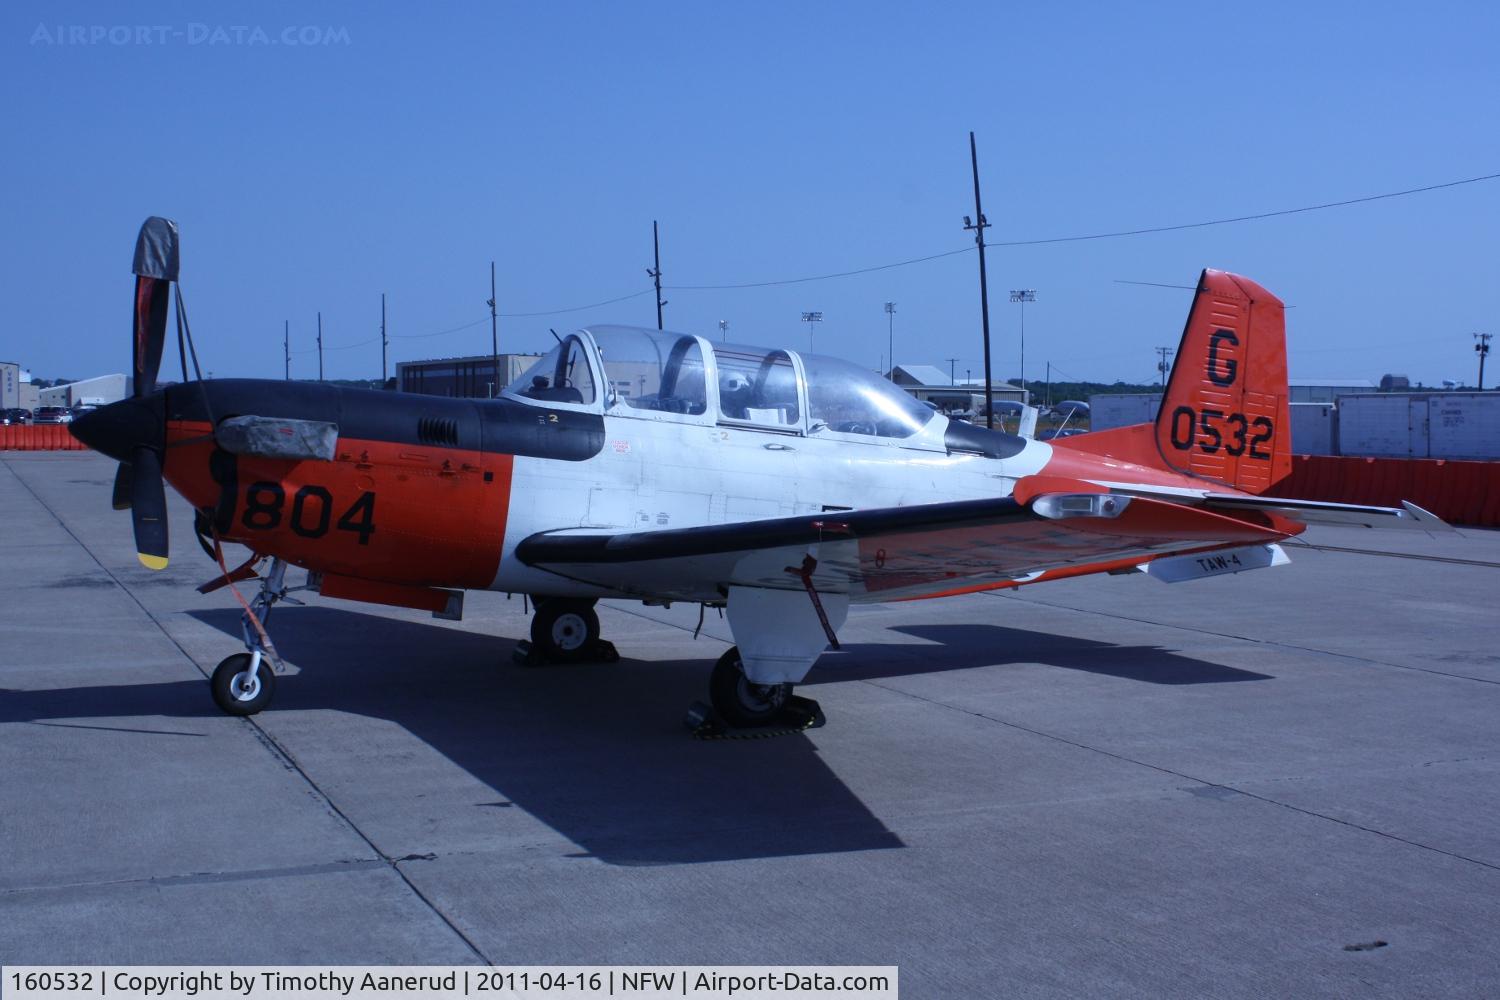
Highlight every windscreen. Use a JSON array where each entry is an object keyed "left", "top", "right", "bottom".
[
  {"left": 589, "top": 326, "right": 707, "bottom": 415},
  {"left": 802, "top": 354, "right": 933, "bottom": 438}
]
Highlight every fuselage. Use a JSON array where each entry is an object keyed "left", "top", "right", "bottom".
[{"left": 85, "top": 324, "right": 1225, "bottom": 604}]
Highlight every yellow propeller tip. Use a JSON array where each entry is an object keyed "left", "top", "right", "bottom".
[{"left": 138, "top": 553, "right": 169, "bottom": 571}]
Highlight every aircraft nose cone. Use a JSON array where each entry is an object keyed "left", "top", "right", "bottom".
[{"left": 70, "top": 394, "right": 164, "bottom": 462}]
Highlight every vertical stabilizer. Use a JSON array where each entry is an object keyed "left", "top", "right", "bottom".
[{"left": 1153, "top": 270, "right": 1291, "bottom": 494}]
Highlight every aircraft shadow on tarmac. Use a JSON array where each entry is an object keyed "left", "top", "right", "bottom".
[
  {"left": 2, "top": 607, "right": 1264, "bottom": 867},
  {"left": 816, "top": 623, "right": 1273, "bottom": 686}
]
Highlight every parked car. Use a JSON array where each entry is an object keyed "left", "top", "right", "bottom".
[
  {"left": 33, "top": 406, "right": 72, "bottom": 424},
  {"left": 1, "top": 408, "right": 31, "bottom": 425}
]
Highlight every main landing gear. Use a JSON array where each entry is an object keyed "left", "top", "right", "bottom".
[
  {"left": 209, "top": 557, "right": 310, "bottom": 716},
  {"left": 517, "top": 597, "right": 619, "bottom": 664},
  {"left": 709, "top": 647, "right": 793, "bottom": 728},
  {"left": 685, "top": 646, "right": 825, "bottom": 738}
]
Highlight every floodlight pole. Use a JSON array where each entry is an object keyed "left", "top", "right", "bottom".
[
  {"left": 1009, "top": 289, "right": 1035, "bottom": 396},
  {"left": 283, "top": 320, "right": 290, "bottom": 381},
  {"left": 1477, "top": 332, "right": 1492, "bottom": 391},
  {"left": 719, "top": 319, "right": 729, "bottom": 342},
  {"left": 964, "top": 132, "right": 995, "bottom": 429},
  {"left": 381, "top": 293, "right": 388, "bottom": 384},
  {"left": 884, "top": 301, "right": 897, "bottom": 379},
  {"left": 317, "top": 311, "right": 324, "bottom": 382},
  {"left": 801, "top": 311, "right": 823, "bottom": 353}
]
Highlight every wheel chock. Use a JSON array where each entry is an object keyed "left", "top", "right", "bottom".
[
  {"left": 513, "top": 638, "right": 619, "bottom": 666},
  {"left": 684, "top": 694, "right": 825, "bottom": 740}
]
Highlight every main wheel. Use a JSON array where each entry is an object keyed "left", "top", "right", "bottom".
[
  {"left": 530, "top": 599, "right": 601, "bottom": 662},
  {"left": 211, "top": 652, "right": 275, "bottom": 716},
  {"left": 710, "top": 646, "right": 792, "bottom": 728}
]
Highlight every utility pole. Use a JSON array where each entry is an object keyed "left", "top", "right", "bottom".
[
  {"left": 381, "top": 293, "right": 388, "bottom": 385},
  {"left": 884, "top": 302, "right": 897, "bottom": 378},
  {"left": 719, "top": 319, "right": 729, "bottom": 342},
  {"left": 1156, "top": 346, "right": 1174, "bottom": 387},
  {"left": 946, "top": 357, "right": 959, "bottom": 385},
  {"left": 801, "top": 311, "right": 823, "bottom": 353},
  {"left": 488, "top": 262, "right": 499, "bottom": 393},
  {"left": 963, "top": 131, "right": 995, "bottom": 429},
  {"left": 1009, "top": 289, "right": 1035, "bottom": 394},
  {"left": 317, "top": 311, "right": 324, "bottom": 382},
  {"left": 283, "top": 320, "right": 290, "bottom": 380},
  {"left": 1477, "top": 332, "right": 1492, "bottom": 390},
  {"left": 1045, "top": 361, "right": 1051, "bottom": 408},
  {"left": 647, "top": 221, "right": 666, "bottom": 330}
]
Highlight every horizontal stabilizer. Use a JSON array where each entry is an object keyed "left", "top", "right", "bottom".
[{"left": 1203, "top": 494, "right": 1453, "bottom": 531}]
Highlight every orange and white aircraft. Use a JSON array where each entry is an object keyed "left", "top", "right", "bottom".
[{"left": 74, "top": 218, "right": 1441, "bottom": 726}]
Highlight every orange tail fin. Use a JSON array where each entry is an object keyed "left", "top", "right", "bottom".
[{"left": 1151, "top": 269, "right": 1291, "bottom": 494}]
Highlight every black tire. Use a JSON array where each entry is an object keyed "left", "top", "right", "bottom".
[
  {"left": 530, "top": 600, "right": 601, "bottom": 662},
  {"left": 710, "top": 646, "right": 792, "bottom": 728},
  {"left": 211, "top": 653, "right": 275, "bottom": 716}
]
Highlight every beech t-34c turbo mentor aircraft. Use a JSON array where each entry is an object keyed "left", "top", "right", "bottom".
[{"left": 73, "top": 218, "right": 1443, "bottom": 727}]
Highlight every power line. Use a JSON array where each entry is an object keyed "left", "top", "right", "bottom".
[
  {"left": 991, "top": 170, "right": 1500, "bottom": 247},
  {"left": 498, "top": 288, "right": 655, "bottom": 318},
  {"left": 666, "top": 247, "right": 973, "bottom": 290},
  {"left": 666, "top": 169, "right": 1500, "bottom": 291},
  {"left": 267, "top": 168, "right": 1499, "bottom": 362}
]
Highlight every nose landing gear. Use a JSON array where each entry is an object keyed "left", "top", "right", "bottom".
[{"left": 207, "top": 557, "right": 312, "bottom": 716}]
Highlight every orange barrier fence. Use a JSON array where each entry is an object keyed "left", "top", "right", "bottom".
[
  {"left": 1269, "top": 455, "right": 1500, "bottom": 528},
  {"left": 0, "top": 424, "right": 90, "bottom": 451}
]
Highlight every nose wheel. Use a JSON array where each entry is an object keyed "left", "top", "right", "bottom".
[
  {"left": 211, "top": 652, "right": 275, "bottom": 716},
  {"left": 709, "top": 646, "right": 794, "bottom": 728}
]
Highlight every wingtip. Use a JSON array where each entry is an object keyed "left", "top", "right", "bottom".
[{"left": 138, "top": 552, "right": 169, "bottom": 571}]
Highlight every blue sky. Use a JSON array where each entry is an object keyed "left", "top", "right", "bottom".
[{"left": 3, "top": 1, "right": 1497, "bottom": 387}]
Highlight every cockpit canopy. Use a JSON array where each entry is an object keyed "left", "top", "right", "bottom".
[{"left": 504, "top": 325, "right": 935, "bottom": 440}]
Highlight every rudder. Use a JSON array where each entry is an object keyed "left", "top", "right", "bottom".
[{"left": 1154, "top": 270, "right": 1291, "bottom": 494}]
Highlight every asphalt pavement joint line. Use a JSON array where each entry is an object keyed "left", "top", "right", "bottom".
[
  {"left": 0, "top": 858, "right": 390, "bottom": 897},
  {"left": 992, "top": 590, "right": 1500, "bottom": 687},
  {"left": 863, "top": 675, "right": 1500, "bottom": 876},
  {"left": 3, "top": 454, "right": 493, "bottom": 965}
]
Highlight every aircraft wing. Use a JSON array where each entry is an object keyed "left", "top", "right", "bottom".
[{"left": 516, "top": 492, "right": 1291, "bottom": 603}]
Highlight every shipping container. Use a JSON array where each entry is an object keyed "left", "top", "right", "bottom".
[
  {"left": 1290, "top": 403, "right": 1337, "bottom": 455},
  {"left": 1087, "top": 393, "right": 1161, "bottom": 431},
  {"left": 1336, "top": 393, "right": 1500, "bottom": 460}
]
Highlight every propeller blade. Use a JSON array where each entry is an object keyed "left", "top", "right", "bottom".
[
  {"left": 131, "top": 217, "right": 179, "bottom": 397},
  {"left": 129, "top": 445, "right": 169, "bottom": 570},
  {"left": 111, "top": 462, "right": 133, "bottom": 511}
]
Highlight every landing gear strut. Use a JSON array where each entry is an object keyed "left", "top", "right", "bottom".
[
  {"left": 709, "top": 646, "right": 794, "bottom": 728},
  {"left": 209, "top": 557, "right": 310, "bottom": 716}
]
